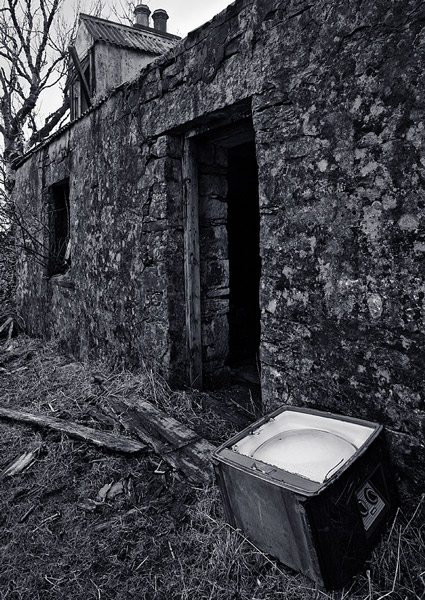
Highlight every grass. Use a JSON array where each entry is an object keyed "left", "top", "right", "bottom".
[{"left": 0, "top": 335, "right": 424, "bottom": 599}]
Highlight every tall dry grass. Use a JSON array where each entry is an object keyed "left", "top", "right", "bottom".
[{"left": 0, "top": 336, "right": 423, "bottom": 599}]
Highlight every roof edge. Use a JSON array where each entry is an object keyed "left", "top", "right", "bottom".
[{"left": 79, "top": 12, "right": 181, "bottom": 42}]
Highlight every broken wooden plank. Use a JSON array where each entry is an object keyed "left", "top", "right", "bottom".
[
  {"left": 68, "top": 45, "right": 91, "bottom": 108},
  {"left": 0, "top": 317, "right": 13, "bottom": 335},
  {"left": 117, "top": 397, "right": 217, "bottom": 473},
  {"left": 125, "top": 396, "right": 200, "bottom": 448},
  {"left": 0, "top": 444, "right": 42, "bottom": 481},
  {"left": 85, "top": 405, "right": 117, "bottom": 428},
  {"left": 109, "top": 399, "right": 195, "bottom": 478},
  {"left": 0, "top": 407, "right": 146, "bottom": 454},
  {"left": 110, "top": 399, "right": 174, "bottom": 453},
  {"left": 3, "top": 366, "right": 29, "bottom": 377},
  {"left": 5, "top": 321, "right": 13, "bottom": 343},
  {"left": 182, "top": 437, "right": 218, "bottom": 471},
  {"left": 108, "top": 398, "right": 216, "bottom": 484}
]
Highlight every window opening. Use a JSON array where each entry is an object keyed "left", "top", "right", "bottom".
[{"left": 49, "top": 179, "right": 70, "bottom": 276}]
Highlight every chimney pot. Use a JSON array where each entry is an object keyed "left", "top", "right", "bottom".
[
  {"left": 134, "top": 4, "right": 151, "bottom": 28},
  {"left": 152, "top": 9, "right": 169, "bottom": 33}
]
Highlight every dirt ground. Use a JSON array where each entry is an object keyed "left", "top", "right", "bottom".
[{"left": 0, "top": 335, "right": 423, "bottom": 600}]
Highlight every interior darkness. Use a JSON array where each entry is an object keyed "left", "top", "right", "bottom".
[
  {"left": 49, "top": 180, "right": 70, "bottom": 276},
  {"left": 227, "top": 141, "right": 261, "bottom": 368}
]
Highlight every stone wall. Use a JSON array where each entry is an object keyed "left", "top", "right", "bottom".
[
  {"left": 14, "top": 126, "right": 186, "bottom": 379},
  {"left": 250, "top": 0, "right": 425, "bottom": 492},
  {"left": 13, "top": 0, "right": 425, "bottom": 491}
]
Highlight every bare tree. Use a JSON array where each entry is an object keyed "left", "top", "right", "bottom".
[
  {"left": 0, "top": 0, "right": 67, "bottom": 190},
  {"left": 110, "top": 0, "right": 139, "bottom": 26},
  {"left": 0, "top": 0, "right": 107, "bottom": 193},
  {"left": 0, "top": 0, "right": 104, "bottom": 273}
]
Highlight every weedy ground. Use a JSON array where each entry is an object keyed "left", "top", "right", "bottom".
[{"left": 0, "top": 335, "right": 423, "bottom": 600}]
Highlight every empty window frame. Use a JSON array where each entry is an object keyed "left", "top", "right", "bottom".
[{"left": 48, "top": 179, "right": 70, "bottom": 276}]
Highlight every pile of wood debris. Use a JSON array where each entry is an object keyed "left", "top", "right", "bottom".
[{"left": 0, "top": 333, "right": 254, "bottom": 485}]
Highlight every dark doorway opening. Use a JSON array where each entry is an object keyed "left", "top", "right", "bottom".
[
  {"left": 226, "top": 142, "right": 261, "bottom": 382},
  {"left": 183, "top": 116, "right": 261, "bottom": 399}
]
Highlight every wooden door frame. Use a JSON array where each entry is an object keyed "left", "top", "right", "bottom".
[
  {"left": 182, "top": 134, "right": 202, "bottom": 389},
  {"left": 181, "top": 119, "right": 256, "bottom": 389}
]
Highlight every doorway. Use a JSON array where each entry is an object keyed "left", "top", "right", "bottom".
[{"left": 182, "top": 120, "right": 261, "bottom": 390}]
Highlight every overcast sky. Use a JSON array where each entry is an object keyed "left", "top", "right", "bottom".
[
  {"left": 140, "top": 1, "right": 236, "bottom": 36},
  {"left": 36, "top": 1, "right": 236, "bottom": 126}
]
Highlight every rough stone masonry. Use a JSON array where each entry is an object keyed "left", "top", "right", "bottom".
[{"left": 12, "top": 0, "right": 425, "bottom": 492}]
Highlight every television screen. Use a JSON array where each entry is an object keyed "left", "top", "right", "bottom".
[{"left": 232, "top": 409, "right": 375, "bottom": 483}]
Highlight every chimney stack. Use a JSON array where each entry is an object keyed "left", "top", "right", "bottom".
[
  {"left": 134, "top": 4, "right": 151, "bottom": 28},
  {"left": 152, "top": 9, "right": 168, "bottom": 33}
]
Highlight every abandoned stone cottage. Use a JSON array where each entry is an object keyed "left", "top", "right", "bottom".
[{"left": 12, "top": 0, "right": 425, "bottom": 489}]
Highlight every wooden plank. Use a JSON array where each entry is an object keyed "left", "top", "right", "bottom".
[
  {"left": 0, "top": 445, "right": 42, "bottom": 481},
  {"left": 182, "top": 136, "right": 203, "bottom": 389},
  {"left": 181, "top": 437, "right": 218, "bottom": 471},
  {"left": 0, "top": 317, "right": 13, "bottom": 334},
  {"left": 68, "top": 45, "right": 91, "bottom": 108},
  {"left": 125, "top": 396, "right": 199, "bottom": 448},
  {"left": 0, "top": 407, "right": 146, "bottom": 454},
  {"left": 109, "top": 399, "right": 175, "bottom": 456},
  {"left": 109, "top": 399, "right": 216, "bottom": 484}
]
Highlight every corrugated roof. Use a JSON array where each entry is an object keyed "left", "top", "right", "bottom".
[{"left": 79, "top": 13, "right": 179, "bottom": 54}]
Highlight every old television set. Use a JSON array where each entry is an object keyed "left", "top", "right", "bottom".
[{"left": 213, "top": 405, "right": 398, "bottom": 589}]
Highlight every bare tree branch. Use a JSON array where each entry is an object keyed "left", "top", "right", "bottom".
[
  {"left": 0, "top": 1, "right": 105, "bottom": 167},
  {"left": 0, "top": 0, "right": 106, "bottom": 252},
  {"left": 27, "top": 95, "right": 69, "bottom": 146}
]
